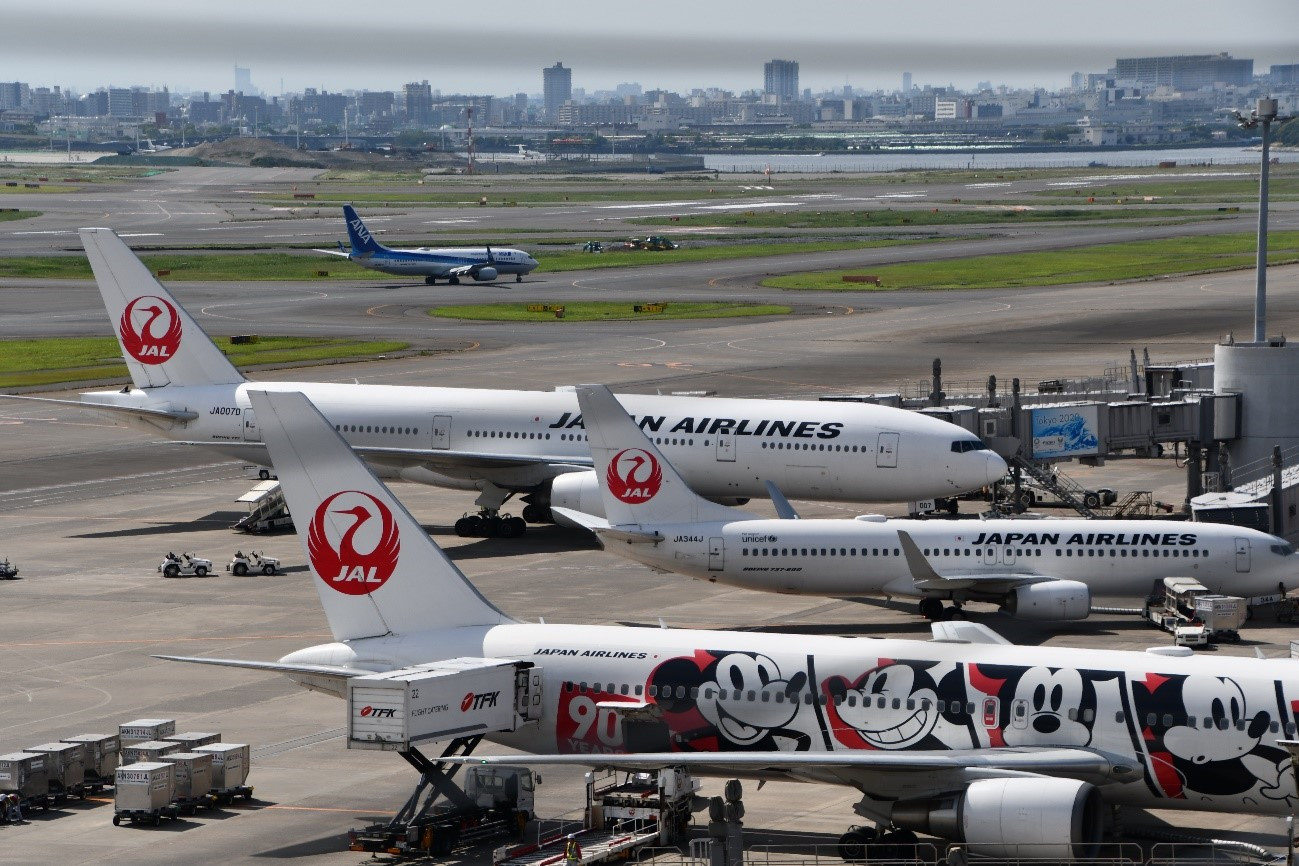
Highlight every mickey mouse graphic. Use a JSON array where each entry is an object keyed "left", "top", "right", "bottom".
[{"left": 1002, "top": 666, "right": 1093, "bottom": 747}]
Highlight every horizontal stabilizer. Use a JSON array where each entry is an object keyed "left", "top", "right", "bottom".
[
  {"left": 930, "top": 620, "right": 1013, "bottom": 645},
  {"left": 0, "top": 393, "right": 198, "bottom": 422},
  {"left": 152, "top": 654, "right": 368, "bottom": 679}
]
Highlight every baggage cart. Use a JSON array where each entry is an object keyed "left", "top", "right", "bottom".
[
  {"left": 164, "top": 731, "right": 221, "bottom": 751},
  {"left": 61, "top": 733, "right": 120, "bottom": 792},
  {"left": 121, "top": 740, "right": 180, "bottom": 765},
  {"left": 159, "top": 752, "right": 215, "bottom": 814},
  {"left": 113, "top": 762, "right": 178, "bottom": 826},
  {"left": 24, "top": 742, "right": 85, "bottom": 801},
  {"left": 0, "top": 752, "right": 49, "bottom": 811},
  {"left": 119, "top": 719, "right": 175, "bottom": 746},
  {"left": 193, "top": 743, "right": 253, "bottom": 804}
]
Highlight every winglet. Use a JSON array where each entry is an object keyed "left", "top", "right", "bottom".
[{"left": 763, "top": 480, "right": 800, "bottom": 519}]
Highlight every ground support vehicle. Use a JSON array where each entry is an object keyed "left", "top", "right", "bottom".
[
  {"left": 160, "top": 752, "right": 216, "bottom": 815},
  {"left": 495, "top": 768, "right": 698, "bottom": 866},
  {"left": 227, "top": 550, "right": 280, "bottom": 576},
  {"left": 112, "top": 762, "right": 179, "bottom": 827},
  {"left": 0, "top": 752, "right": 50, "bottom": 813},
  {"left": 25, "top": 742, "right": 85, "bottom": 802},
  {"left": 0, "top": 558, "right": 17, "bottom": 579},
  {"left": 194, "top": 742, "right": 253, "bottom": 804},
  {"left": 159, "top": 552, "right": 212, "bottom": 577},
  {"left": 623, "top": 236, "right": 678, "bottom": 251},
  {"left": 62, "top": 734, "right": 120, "bottom": 793},
  {"left": 1145, "top": 577, "right": 1248, "bottom": 646}
]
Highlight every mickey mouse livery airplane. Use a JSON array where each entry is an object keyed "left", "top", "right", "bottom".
[
  {"left": 8, "top": 229, "right": 1003, "bottom": 536},
  {"left": 556, "top": 385, "right": 1299, "bottom": 622},
  {"left": 315, "top": 205, "right": 539, "bottom": 284},
  {"left": 161, "top": 389, "right": 1299, "bottom": 863}
]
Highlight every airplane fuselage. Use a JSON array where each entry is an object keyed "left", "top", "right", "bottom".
[
  {"left": 285, "top": 621, "right": 1299, "bottom": 817},
  {"left": 350, "top": 246, "right": 537, "bottom": 278},
  {"left": 87, "top": 381, "right": 1003, "bottom": 504},
  {"left": 605, "top": 516, "right": 1299, "bottom": 601}
]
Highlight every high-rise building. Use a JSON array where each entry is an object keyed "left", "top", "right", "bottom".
[
  {"left": 403, "top": 81, "right": 433, "bottom": 125},
  {"left": 0, "top": 81, "right": 29, "bottom": 110},
  {"left": 902, "top": 72, "right": 912, "bottom": 95},
  {"left": 234, "top": 66, "right": 256, "bottom": 96},
  {"left": 764, "top": 59, "right": 798, "bottom": 102},
  {"left": 543, "top": 62, "right": 572, "bottom": 119},
  {"left": 1115, "top": 53, "right": 1253, "bottom": 90}
]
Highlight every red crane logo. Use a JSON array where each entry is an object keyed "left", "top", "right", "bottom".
[
  {"left": 119, "top": 296, "right": 182, "bottom": 365},
  {"left": 606, "top": 448, "right": 663, "bottom": 504},
  {"left": 308, "top": 491, "right": 401, "bottom": 595}
]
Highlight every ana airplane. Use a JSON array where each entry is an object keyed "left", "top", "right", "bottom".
[
  {"left": 316, "top": 204, "right": 539, "bottom": 284},
  {"left": 556, "top": 386, "right": 1299, "bottom": 622},
  {"left": 6, "top": 229, "right": 1003, "bottom": 538},
  {"left": 163, "top": 389, "right": 1299, "bottom": 862}
]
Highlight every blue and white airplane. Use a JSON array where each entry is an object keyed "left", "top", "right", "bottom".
[{"left": 316, "top": 205, "right": 539, "bottom": 284}]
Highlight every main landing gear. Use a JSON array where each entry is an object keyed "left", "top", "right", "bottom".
[
  {"left": 454, "top": 511, "right": 526, "bottom": 538},
  {"left": 837, "top": 825, "right": 919, "bottom": 862},
  {"left": 918, "top": 597, "right": 965, "bottom": 621}
]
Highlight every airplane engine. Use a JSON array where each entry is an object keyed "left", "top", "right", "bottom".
[
  {"left": 705, "top": 496, "right": 750, "bottom": 507},
  {"left": 472, "top": 267, "right": 498, "bottom": 282},
  {"left": 548, "top": 470, "right": 605, "bottom": 522},
  {"left": 891, "top": 777, "right": 1103, "bottom": 861},
  {"left": 1004, "top": 579, "right": 1091, "bottom": 621}
]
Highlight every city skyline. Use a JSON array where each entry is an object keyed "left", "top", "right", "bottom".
[{"left": 4, "top": 0, "right": 1296, "bottom": 98}]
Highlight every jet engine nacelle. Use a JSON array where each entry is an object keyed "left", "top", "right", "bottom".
[
  {"left": 1004, "top": 579, "right": 1091, "bottom": 621},
  {"left": 472, "top": 267, "right": 498, "bottom": 282},
  {"left": 891, "top": 777, "right": 1102, "bottom": 861},
  {"left": 706, "top": 496, "right": 750, "bottom": 507},
  {"left": 549, "top": 470, "right": 605, "bottom": 522}
]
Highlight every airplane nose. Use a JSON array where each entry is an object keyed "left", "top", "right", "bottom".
[{"left": 986, "top": 451, "right": 1008, "bottom": 485}]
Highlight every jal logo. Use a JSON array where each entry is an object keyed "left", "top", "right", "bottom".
[
  {"left": 462, "top": 691, "right": 501, "bottom": 712},
  {"left": 350, "top": 217, "right": 372, "bottom": 245},
  {"left": 606, "top": 448, "right": 663, "bottom": 504},
  {"left": 307, "top": 490, "right": 400, "bottom": 596},
  {"left": 359, "top": 705, "right": 396, "bottom": 719},
  {"left": 119, "top": 296, "right": 182, "bottom": 365}
]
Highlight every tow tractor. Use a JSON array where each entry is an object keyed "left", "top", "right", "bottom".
[
  {"left": 227, "top": 550, "right": 280, "bottom": 576},
  {"left": 159, "top": 552, "right": 212, "bottom": 578},
  {"left": 0, "top": 558, "right": 16, "bottom": 579},
  {"left": 1145, "top": 576, "right": 1247, "bottom": 646}
]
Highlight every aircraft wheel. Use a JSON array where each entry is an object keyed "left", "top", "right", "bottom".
[
  {"left": 502, "top": 516, "right": 527, "bottom": 538},
  {"left": 1083, "top": 491, "right": 1102, "bottom": 509},
  {"left": 163, "top": 564, "right": 180, "bottom": 578},
  {"left": 262, "top": 564, "right": 276, "bottom": 575},
  {"left": 918, "top": 598, "right": 944, "bottom": 620},
  {"left": 943, "top": 606, "right": 966, "bottom": 621},
  {"left": 233, "top": 563, "right": 248, "bottom": 576},
  {"left": 516, "top": 274, "right": 523, "bottom": 283},
  {"left": 258, "top": 468, "right": 271, "bottom": 480},
  {"left": 454, "top": 516, "right": 476, "bottom": 537},
  {"left": 837, "top": 827, "right": 875, "bottom": 862},
  {"left": 482, "top": 516, "right": 503, "bottom": 537},
  {"left": 425, "top": 276, "right": 437, "bottom": 285},
  {"left": 1015, "top": 490, "right": 1035, "bottom": 511},
  {"left": 870, "top": 829, "right": 916, "bottom": 860},
  {"left": 448, "top": 276, "right": 460, "bottom": 285}
]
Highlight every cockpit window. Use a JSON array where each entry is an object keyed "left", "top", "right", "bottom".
[
  {"left": 1272, "top": 543, "right": 1295, "bottom": 556},
  {"left": 950, "top": 440, "right": 988, "bottom": 453}
]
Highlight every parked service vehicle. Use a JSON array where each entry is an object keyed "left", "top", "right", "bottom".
[
  {"left": 1145, "top": 577, "right": 1248, "bottom": 646},
  {"left": 0, "top": 558, "right": 17, "bottom": 579},
  {"left": 112, "top": 762, "right": 178, "bottom": 826},
  {"left": 159, "top": 552, "right": 212, "bottom": 578},
  {"left": 227, "top": 550, "right": 280, "bottom": 576}
]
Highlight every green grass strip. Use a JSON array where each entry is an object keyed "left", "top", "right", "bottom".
[
  {"left": 0, "top": 336, "right": 408, "bottom": 388},
  {"left": 0, "top": 210, "right": 38, "bottom": 222},
  {"left": 429, "top": 301, "right": 789, "bottom": 323},
  {"left": 764, "top": 231, "right": 1299, "bottom": 291},
  {"left": 632, "top": 207, "right": 1215, "bottom": 230}
]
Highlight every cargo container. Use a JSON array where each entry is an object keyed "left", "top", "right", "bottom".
[
  {"left": 113, "top": 762, "right": 178, "bottom": 826},
  {"left": 347, "top": 658, "right": 540, "bottom": 752},
  {"left": 24, "top": 742, "right": 85, "bottom": 800},
  {"left": 0, "top": 752, "right": 49, "bottom": 808},
  {"left": 164, "top": 731, "right": 221, "bottom": 751},
  {"left": 193, "top": 743, "right": 252, "bottom": 803},
  {"left": 121, "top": 740, "right": 181, "bottom": 765},
  {"left": 159, "top": 752, "right": 214, "bottom": 813},
  {"left": 119, "top": 719, "right": 176, "bottom": 746},
  {"left": 61, "top": 734, "right": 120, "bottom": 789}
]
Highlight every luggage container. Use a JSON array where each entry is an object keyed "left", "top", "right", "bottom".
[
  {"left": 119, "top": 719, "right": 175, "bottom": 746},
  {"left": 193, "top": 743, "right": 252, "bottom": 804},
  {"left": 164, "top": 731, "right": 221, "bottom": 751},
  {"left": 0, "top": 752, "right": 49, "bottom": 809},
  {"left": 121, "top": 740, "right": 181, "bottom": 765},
  {"left": 159, "top": 752, "right": 214, "bottom": 814},
  {"left": 113, "top": 762, "right": 178, "bottom": 826},
  {"left": 61, "top": 734, "right": 120, "bottom": 790},
  {"left": 24, "top": 742, "right": 85, "bottom": 801}
]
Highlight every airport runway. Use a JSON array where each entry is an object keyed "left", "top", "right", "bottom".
[{"left": 3, "top": 167, "right": 1299, "bottom": 863}]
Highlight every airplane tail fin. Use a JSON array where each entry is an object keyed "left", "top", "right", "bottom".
[
  {"left": 81, "top": 228, "right": 245, "bottom": 390},
  {"left": 574, "top": 384, "right": 749, "bottom": 527},
  {"left": 342, "top": 204, "right": 386, "bottom": 256},
  {"left": 248, "top": 389, "right": 514, "bottom": 642}
]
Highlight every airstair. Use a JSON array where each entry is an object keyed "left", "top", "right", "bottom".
[
  {"left": 233, "top": 480, "right": 293, "bottom": 533},
  {"left": 1011, "top": 454, "right": 1100, "bottom": 518}
]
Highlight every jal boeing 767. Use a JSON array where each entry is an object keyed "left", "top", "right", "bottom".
[
  {"left": 2, "top": 229, "right": 1003, "bottom": 536},
  {"left": 161, "top": 389, "right": 1299, "bottom": 862}
]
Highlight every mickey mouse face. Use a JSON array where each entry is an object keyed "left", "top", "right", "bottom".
[
  {"left": 697, "top": 653, "right": 802, "bottom": 745},
  {"left": 1004, "top": 667, "right": 1091, "bottom": 747},
  {"left": 836, "top": 663, "right": 939, "bottom": 749},
  {"left": 1164, "top": 676, "right": 1269, "bottom": 764}
]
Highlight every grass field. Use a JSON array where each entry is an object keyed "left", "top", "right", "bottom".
[
  {"left": 428, "top": 301, "right": 790, "bottom": 323},
  {"left": 764, "top": 231, "right": 1299, "bottom": 291},
  {"left": 631, "top": 207, "right": 1219, "bottom": 230},
  {"left": 0, "top": 336, "right": 409, "bottom": 388},
  {"left": 0, "top": 210, "right": 37, "bottom": 222},
  {"left": 1031, "top": 175, "right": 1299, "bottom": 204}
]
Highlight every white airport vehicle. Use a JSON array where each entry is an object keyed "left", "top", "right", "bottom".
[
  {"left": 159, "top": 390, "right": 1299, "bottom": 862},
  {"left": 0, "top": 558, "right": 16, "bottom": 579},
  {"left": 2, "top": 229, "right": 1003, "bottom": 537},
  {"left": 316, "top": 205, "right": 539, "bottom": 284},
  {"left": 228, "top": 550, "right": 280, "bottom": 576},
  {"left": 159, "top": 552, "right": 212, "bottom": 578},
  {"left": 1146, "top": 577, "right": 1248, "bottom": 646},
  {"left": 553, "top": 385, "right": 1299, "bottom": 622}
]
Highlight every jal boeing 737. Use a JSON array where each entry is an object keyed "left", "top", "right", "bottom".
[
  {"left": 315, "top": 205, "right": 538, "bottom": 284},
  {"left": 161, "top": 389, "right": 1299, "bottom": 862},
  {"left": 552, "top": 386, "right": 1299, "bottom": 622},
  {"left": 2, "top": 229, "right": 1002, "bottom": 536}
]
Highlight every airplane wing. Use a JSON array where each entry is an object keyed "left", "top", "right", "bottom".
[
  {"left": 180, "top": 440, "right": 595, "bottom": 474},
  {"left": 152, "top": 654, "right": 368, "bottom": 679},
  {"left": 0, "top": 393, "right": 199, "bottom": 423},
  {"left": 312, "top": 248, "right": 353, "bottom": 258}
]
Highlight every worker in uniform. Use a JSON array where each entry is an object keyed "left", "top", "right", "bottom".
[
  {"left": 564, "top": 833, "right": 582, "bottom": 864},
  {"left": 5, "top": 793, "right": 23, "bottom": 824}
]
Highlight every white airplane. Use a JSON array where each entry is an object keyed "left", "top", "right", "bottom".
[
  {"left": 555, "top": 385, "right": 1299, "bottom": 622},
  {"left": 6, "top": 229, "right": 1004, "bottom": 537},
  {"left": 315, "top": 205, "right": 539, "bottom": 284},
  {"left": 162, "top": 389, "right": 1299, "bottom": 861}
]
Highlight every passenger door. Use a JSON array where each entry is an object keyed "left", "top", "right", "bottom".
[
  {"left": 1235, "top": 538, "right": 1251, "bottom": 573},
  {"left": 242, "top": 409, "right": 260, "bottom": 442},
  {"left": 431, "top": 414, "right": 451, "bottom": 450},
  {"left": 877, "top": 432, "right": 899, "bottom": 468},
  {"left": 709, "top": 537, "right": 725, "bottom": 572}
]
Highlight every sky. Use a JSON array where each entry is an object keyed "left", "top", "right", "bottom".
[{"left": 5, "top": 0, "right": 1297, "bottom": 98}]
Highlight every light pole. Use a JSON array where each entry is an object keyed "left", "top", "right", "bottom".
[{"left": 1232, "top": 97, "right": 1293, "bottom": 343}]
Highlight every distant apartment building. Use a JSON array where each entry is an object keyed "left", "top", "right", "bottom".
[
  {"left": 234, "top": 66, "right": 256, "bottom": 97},
  {"left": 764, "top": 59, "right": 799, "bottom": 103},
  {"left": 403, "top": 81, "right": 433, "bottom": 125},
  {"left": 357, "top": 91, "right": 394, "bottom": 119},
  {"left": 543, "top": 62, "right": 572, "bottom": 119},
  {"left": 555, "top": 101, "right": 634, "bottom": 126},
  {"left": 1272, "top": 64, "right": 1299, "bottom": 86},
  {"left": 0, "top": 81, "right": 30, "bottom": 110},
  {"left": 107, "top": 88, "right": 135, "bottom": 117},
  {"left": 1115, "top": 53, "right": 1253, "bottom": 91}
]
